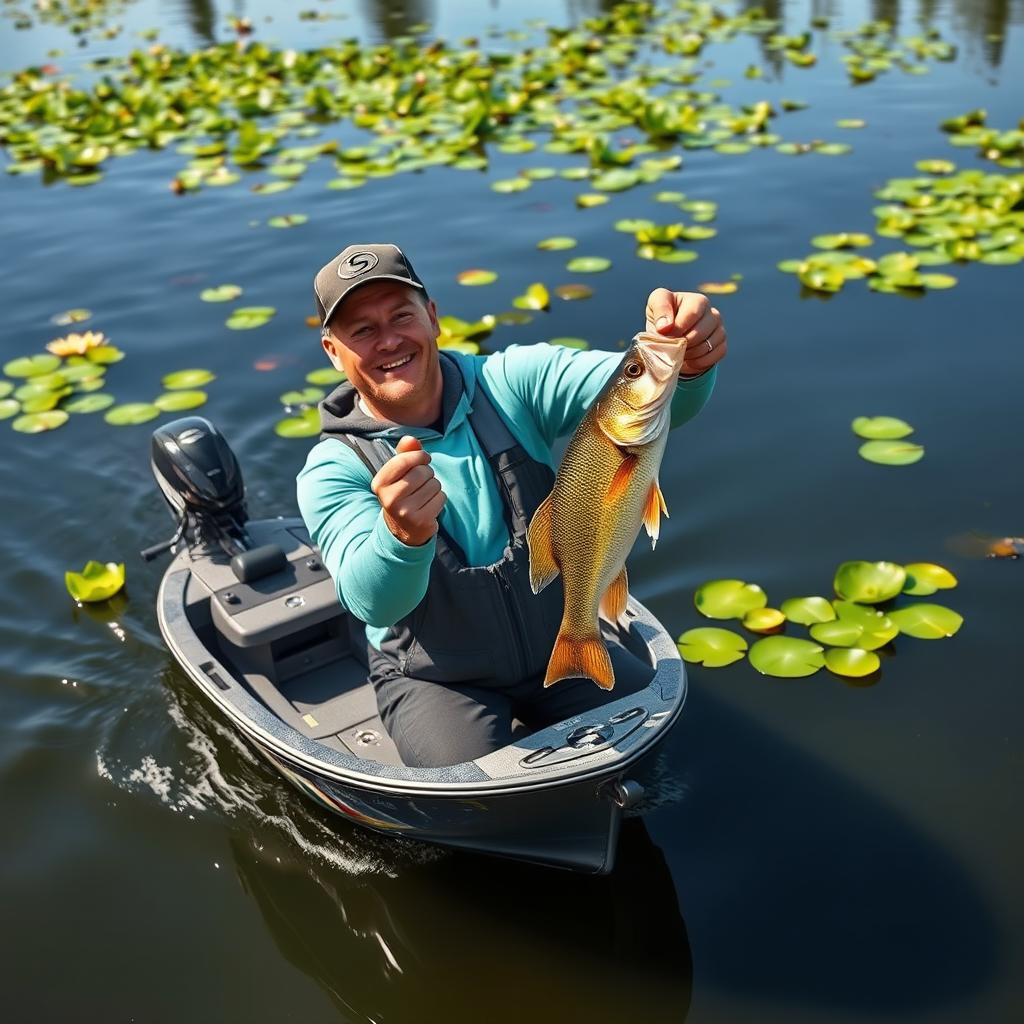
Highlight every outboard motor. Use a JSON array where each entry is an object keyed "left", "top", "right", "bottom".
[{"left": 142, "top": 417, "right": 250, "bottom": 561}]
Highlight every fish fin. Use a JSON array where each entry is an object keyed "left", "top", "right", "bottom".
[
  {"left": 600, "top": 567, "right": 629, "bottom": 624},
  {"left": 544, "top": 632, "right": 615, "bottom": 690},
  {"left": 526, "top": 493, "right": 560, "bottom": 593},
  {"left": 607, "top": 454, "right": 639, "bottom": 504},
  {"left": 643, "top": 478, "right": 669, "bottom": 549}
]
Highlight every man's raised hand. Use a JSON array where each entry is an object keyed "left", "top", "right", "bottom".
[{"left": 371, "top": 435, "right": 447, "bottom": 547}]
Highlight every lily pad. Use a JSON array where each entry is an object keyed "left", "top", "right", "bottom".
[
  {"left": 824, "top": 648, "right": 880, "bottom": 678},
  {"left": 554, "top": 284, "right": 593, "bottom": 301},
  {"left": 491, "top": 177, "right": 531, "bottom": 193},
  {"left": 537, "top": 237, "right": 577, "bottom": 251},
  {"left": 251, "top": 180, "right": 295, "bottom": 195},
  {"left": 104, "top": 403, "right": 161, "bottom": 426},
  {"left": 698, "top": 281, "right": 738, "bottom": 294},
  {"left": 695, "top": 579, "right": 767, "bottom": 619},
  {"left": 859, "top": 439, "right": 925, "bottom": 465},
  {"left": 902, "top": 563, "right": 958, "bottom": 596},
  {"left": 12, "top": 410, "right": 69, "bottom": 433},
  {"left": 86, "top": 346, "right": 124, "bottom": 364},
  {"left": 576, "top": 193, "right": 610, "bottom": 208},
  {"left": 566, "top": 257, "right": 611, "bottom": 273},
  {"left": 512, "top": 283, "right": 550, "bottom": 311},
  {"left": 267, "top": 214, "right": 309, "bottom": 228},
  {"left": 780, "top": 596, "right": 837, "bottom": 625},
  {"left": 457, "top": 269, "right": 497, "bottom": 286},
  {"left": 200, "top": 285, "right": 243, "bottom": 303},
  {"left": 306, "top": 367, "right": 346, "bottom": 386},
  {"left": 154, "top": 391, "right": 207, "bottom": 411},
  {"left": 887, "top": 603, "right": 963, "bottom": 639},
  {"left": 52, "top": 308, "right": 93, "bottom": 325},
  {"left": 4, "top": 355, "right": 61, "bottom": 378},
  {"left": 275, "top": 407, "right": 321, "bottom": 438},
  {"left": 280, "top": 387, "right": 325, "bottom": 406},
  {"left": 834, "top": 561, "right": 906, "bottom": 603},
  {"left": 743, "top": 607, "right": 786, "bottom": 633},
  {"left": 226, "top": 307, "right": 276, "bottom": 330},
  {"left": 65, "top": 561, "right": 125, "bottom": 603},
  {"left": 852, "top": 416, "right": 914, "bottom": 439},
  {"left": 812, "top": 603, "right": 898, "bottom": 650},
  {"left": 162, "top": 369, "right": 215, "bottom": 389},
  {"left": 677, "top": 627, "right": 748, "bottom": 668},
  {"left": 748, "top": 636, "right": 825, "bottom": 678},
  {"left": 63, "top": 393, "right": 115, "bottom": 414}
]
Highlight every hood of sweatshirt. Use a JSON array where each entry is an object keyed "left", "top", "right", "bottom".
[{"left": 317, "top": 351, "right": 473, "bottom": 441}]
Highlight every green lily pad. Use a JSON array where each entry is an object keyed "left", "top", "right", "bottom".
[
  {"left": 65, "top": 561, "right": 125, "bottom": 603},
  {"left": 812, "top": 232, "right": 873, "bottom": 249},
  {"left": 280, "top": 387, "right": 325, "bottom": 406},
  {"left": 537, "top": 237, "right": 577, "bottom": 251},
  {"left": 200, "top": 285, "right": 243, "bottom": 303},
  {"left": 523, "top": 167, "right": 556, "bottom": 180},
  {"left": 162, "top": 369, "right": 215, "bottom": 390},
  {"left": 327, "top": 177, "right": 366, "bottom": 190},
  {"left": 512, "top": 283, "right": 550, "bottom": 311},
  {"left": 554, "top": 284, "right": 594, "bottom": 301},
  {"left": 743, "top": 607, "right": 786, "bottom": 633},
  {"left": 566, "top": 257, "right": 611, "bottom": 273},
  {"left": 576, "top": 193, "right": 610, "bottom": 208},
  {"left": 919, "top": 273, "right": 958, "bottom": 288},
  {"left": 780, "top": 596, "right": 837, "bottom": 625},
  {"left": 154, "top": 391, "right": 207, "bottom": 411},
  {"left": 0, "top": 398, "right": 19, "bottom": 419},
  {"left": 267, "top": 214, "right": 309, "bottom": 228},
  {"left": 63, "top": 393, "right": 115, "bottom": 414},
  {"left": 52, "top": 308, "right": 92, "bottom": 325},
  {"left": 592, "top": 168, "right": 640, "bottom": 192},
  {"left": 59, "top": 364, "right": 105, "bottom": 383},
  {"left": 4, "top": 355, "right": 61, "bottom": 378},
  {"left": 887, "top": 603, "right": 963, "bottom": 639},
  {"left": 695, "top": 579, "right": 767, "bottom": 619},
  {"left": 615, "top": 218, "right": 656, "bottom": 233},
  {"left": 104, "top": 403, "right": 161, "bottom": 426},
  {"left": 836, "top": 119, "right": 866, "bottom": 129},
  {"left": 86, "top": 346, "right": 124, "bottom": 364},
  {"left": 852, "top": 416, "right": 914, "bottom": 439},
  {"left": 491, "top": 177, "right": 531, "bottom": 193},
  {"left": 12, "top": 410, "right": 69, "bottom": 433},
  {"left": 915, "top": 159, "right": 956, "bottom": 174},
  {"left": 824, "top": 648, "right": 880, "bottom": 678},
  {"left": 677, "top": 627, "right": 748, "bottom": 668},
  {"left": 654, "top": 249, "right": 699, "bottom": 264},
  {"left": 226, "top": 307, "right": 276, "bottom": 330},
  {"left": 252, "top": 181, "right": 295, "bottom": 195},
  {"left": 834, "top": 561, "right": 907, "bottom": 603},
  {"left": 902, "top": 563, "right": 958, "bottom": 596},
  {"left": 275, "top": 407, "right": 321, "bottom": 438},
  {"left": 457, "top": 269, "right": 497, "bottom": 286},
  {"left": 748, "top": 636, "right": 825, "bottom": 678},
  {"left": 306, "top": 367, "right": 346, "bottom": 386},
  {"left": 812, "top": 603, "right": 898, "bottom": 650},
  {"left": 859, "top": 439, "right": 925, "bottom": 465}
]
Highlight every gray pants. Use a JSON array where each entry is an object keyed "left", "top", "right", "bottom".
[{"left": 374, "top": 632, "right": 656, "bottom": 768}]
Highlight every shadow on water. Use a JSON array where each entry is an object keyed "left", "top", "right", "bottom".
[
  {"left": 665, "top": 685, "right": 1000, "bottom": 1015},
  {"left": 230, "top": 818, "right": 693, "bottom": 1024}
]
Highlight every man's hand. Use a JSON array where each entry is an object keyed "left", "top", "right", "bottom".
[
  {"left": 371, "top": 436, "right": 447, "bottom": 547},
  {"left": 645, "top": 289, "right": 727, "bottom": 378}
]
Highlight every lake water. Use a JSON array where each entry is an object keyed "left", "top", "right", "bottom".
[{"left": 1, "top": 0, "right": 1022, "bottom": 1021}]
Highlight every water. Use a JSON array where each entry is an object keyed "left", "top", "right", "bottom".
[{"left": 1, "top": 0, "right": 1022, "bottom": 1020}]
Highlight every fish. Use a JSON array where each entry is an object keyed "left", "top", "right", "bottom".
[{"left": 526, "top": 331, "right": 688, "bottom": 690}]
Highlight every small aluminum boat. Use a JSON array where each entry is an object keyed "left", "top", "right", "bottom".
[{"left": 147, "top": 416, "right": 686, "bottom": 873}]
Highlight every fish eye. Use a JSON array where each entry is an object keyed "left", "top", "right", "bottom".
[{"left": 624, "top": 361, "right": 643, "bottom": 378}]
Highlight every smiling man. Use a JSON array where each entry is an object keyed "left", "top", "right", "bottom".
[{"left": 297, "top": 243, "right": 726, "bottom": 768}]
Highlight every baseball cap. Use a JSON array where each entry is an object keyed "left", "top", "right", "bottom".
[{"left": 314, "top": 243, "right": 427, "bottom": 328}]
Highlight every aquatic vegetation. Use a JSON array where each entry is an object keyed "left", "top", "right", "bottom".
[
  {"left": 456, "top": 269, "right": 497, "bottom": 286},
  {"left": 941, "top": 110, "right": 1024, "bottom": 169},
  {"left": 835, "top": 19, "right": 956, "bottom": 85},
  {"left": 682, "top": 559, "right": 962, "bottom": 679},
  {"left": 162, "top": 369, "right": 214, "bottom": 389},
  {"left": 512, "top": 283, "right": 550, "bottom": 311},
  {"left": 199, "top": 285, "right": 243, "bottom": 302},
  {"left": 64, "top": 560, "right": 125, "bottom": 603}
]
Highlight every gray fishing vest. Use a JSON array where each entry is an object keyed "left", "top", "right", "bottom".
[{"left": 328, "top": 374, "right": 564, "bottom": 689}]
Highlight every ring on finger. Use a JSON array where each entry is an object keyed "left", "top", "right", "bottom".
[{"left": 704, "top": 339, "right": 713, "bottom": 355}]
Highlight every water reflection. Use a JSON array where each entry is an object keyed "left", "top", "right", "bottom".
[
  {"left": 359, "top": 0, "right": 435, "bottom": 39},
  {"left": 231, "top": 819, "right": 693, "bottom": 1024}
]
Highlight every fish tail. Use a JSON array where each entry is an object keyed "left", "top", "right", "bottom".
[{"left": 544, "top": 631, "right": 615, "bottom": 690}]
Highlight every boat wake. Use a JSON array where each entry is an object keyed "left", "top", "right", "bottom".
[{"left": 95, "top": 676, "right": 443, "bottom": 877}]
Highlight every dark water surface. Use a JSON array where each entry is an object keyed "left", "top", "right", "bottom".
[{"left": 2, "top": 1, "right": 1022, "bottom": 1021}]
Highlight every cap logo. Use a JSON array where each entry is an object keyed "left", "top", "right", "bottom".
[{"left": 337, "top": 250, "right": 380, "bottom": 279}]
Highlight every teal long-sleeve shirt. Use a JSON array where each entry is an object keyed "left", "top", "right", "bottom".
[{"left": 296, "top": 343, "right": 716, "bottom": 648}]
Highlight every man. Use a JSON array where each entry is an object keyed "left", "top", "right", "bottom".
[{"left": 297, "top": 243, "right": 726, "bottom": 768}]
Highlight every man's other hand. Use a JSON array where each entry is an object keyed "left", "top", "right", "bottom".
[
  {"left": 645, "top": 288, "right": 727, "bottom": 378},
  {"left": 371, "top": 436, "right": 447, "bottom": 547}
]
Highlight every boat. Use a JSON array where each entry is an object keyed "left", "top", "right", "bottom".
[{"left": 145, "top": 415, "right": 687, "bottom": 874}]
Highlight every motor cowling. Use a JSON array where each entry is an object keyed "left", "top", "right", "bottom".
[{"left": 150, "top": 417, "right": 247, "bottom": 551}]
